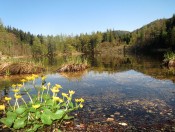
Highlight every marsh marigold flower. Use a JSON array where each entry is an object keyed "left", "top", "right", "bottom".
[
  {"left": 32, "top": 74, "right": 39, "bottom": 78},
  {"left": 69, "top": 90, "right": 75, "bottom": 95},
  {"left": 75, "top": 98, "right": 85, "bottom": 103},
  {"left": 0, "top": 104, "right": 5, "bottom": 111},
  {"left": 14, "top": 94, "right": 22, "bottom": 99},
  {"left": 21, "top": 79, "right": 26, "bottom": 83},
  {"left": 59, "top": 98, "right": 63, "bottom": 103},
  {"left": 17, "top": 84, "right": 23, "bottom": 88},
  {"left": 53, "top": 96, "right": 61, "bottom": 101},
  {"left": 62, "top": 93, "right": 68, "bottom": 98},
  {"left": 55, "top": 84, "right": 62, "bottom": 89},
  {"left": 5, "top": 97, "right": 11, "bottom": 101},
  {"left": 13, "top": 89, "right": 20, "bottom": 93},
  {"left": 47, "top": 82, "right": 51, "bottom": 86},
  {"left": 12, "top": 84, "right": 16, "bottom": 88},
  {"left": 30, "top": 76, "right": 35, "bottom": 81},
  {"left": 41, "top": 76, "right": 46, "bottom": 81},
  {"left": 32, "top": 104, "right": 40, "bottom": 109},
  {"left": 80, "top": 98, "right": 84, "bottom": 103},
  {"left": 51, "top": 88, "right": 59, "bottom": 93},
  {"left": 42, "top": 85, "right": 47, "bottom": 90},
  {"left": 79, "top": 104, "right": 83, "bottom": 108},
  {"left": 26, "top": 76, "right": 32, "bottom": 81}
]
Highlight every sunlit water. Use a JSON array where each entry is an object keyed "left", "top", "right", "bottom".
[{"left": 1, "top": 55, "right": 175, "bottom": 130}]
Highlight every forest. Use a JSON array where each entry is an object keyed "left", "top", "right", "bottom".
[{"left": 0, "top": 14, "right": 175, "bottom": 57}]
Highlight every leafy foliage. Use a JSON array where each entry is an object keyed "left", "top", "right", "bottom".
[
  {"left": 0, "top": 75, "right": 84, "bottom": 131},
  {"left": 129, "top": 14, "right": 175, "bottom": 52},
  {"left": 0, "top": 14, "right": 175, "bottom": 57}
]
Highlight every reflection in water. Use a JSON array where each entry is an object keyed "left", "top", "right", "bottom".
[
  {"left": 1, "top": 54, "right": 175, "bottom": 130},
  {"left": 44, "top": 70, "right": 175, "bottom": 130},
  {"left": 59, "top": 70, "right": 88, "bottom": 81}
]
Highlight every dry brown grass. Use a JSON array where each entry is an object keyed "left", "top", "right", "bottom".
[
  {"left": 57, "top": 63, "right": 89, "bottom": 72},
  {"left": 0, "top": 62, "right": 45, "bottom": 75}
]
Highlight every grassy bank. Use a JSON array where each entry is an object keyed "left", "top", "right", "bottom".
[{"left": 0, "top": 57, "right": 45, "bottom": 76}]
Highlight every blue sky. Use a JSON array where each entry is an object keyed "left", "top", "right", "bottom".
[{"left": 0, "top": 0, "right": 175, "bottom": 36}]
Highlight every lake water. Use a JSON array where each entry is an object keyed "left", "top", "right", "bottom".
[{"left": 1, "top": 54, "right": 175, "bottom": 131}]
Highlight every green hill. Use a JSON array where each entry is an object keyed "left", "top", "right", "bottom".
[
  {"left": 0, "top": 14, "right": 175, "bottom": 57},
  {"left": 129, "top": 14, "right": 175, "bottom": 53},
  {"left": 0, "top": 22, "right": 31, "bottom": 56}
]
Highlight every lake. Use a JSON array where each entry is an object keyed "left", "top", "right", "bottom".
[{"left": 1, "top": 54, "right": 175, "bottom": 131}]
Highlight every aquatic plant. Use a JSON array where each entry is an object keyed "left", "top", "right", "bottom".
[
  {"left": 0, "top": 74, "right": 84, "bottom": 131},
  {"left": 164, "top": 51, "right": 175, "bottom": 61}
]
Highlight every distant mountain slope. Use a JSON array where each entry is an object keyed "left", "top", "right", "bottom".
[
  {"left": 129, "top": 14, "right": 175, "bottom": 52},
  {"left": 0, "top": 25, "right": 29, "bottom": 56}
]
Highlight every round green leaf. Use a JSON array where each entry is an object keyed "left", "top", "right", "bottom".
[
  {"left": 13, "top": 118, "right": 26, "bottom": 129},
  {"left": 15, "top": 107, "right": 26, "bottom": 115},
  {"left": 41, "top": 113, "right": 52, "bottom": 125}
]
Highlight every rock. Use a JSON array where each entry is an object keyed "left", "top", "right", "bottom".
[
  {"left": 110, "top": 115, "right": 114, "bottom": 118},
  {"left": 114, "top": 112, "right": 120, "bottom": 115},
  {"left": 75, "top": 124, "right": 85, "bottom": 129},
  {"left": 119, "top": 122, "right": 128, "bottom": 126},
  {"left": 106, "top": 118, "right": 114, "bottom": 122}
]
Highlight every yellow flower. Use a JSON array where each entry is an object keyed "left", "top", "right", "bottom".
[
  {"left": 13, "top": 89, "right": 20, "bottom": 93},
  {"left": 41, "top": 76, "right": 46, "bottom": 80},
  {"left": 41, "top": 85, "right": 47, "bottom": 90},
  {"left": 0, "top": 104, "right": 5, "bottom": 111},
  {"left": 67, "top": 97, "right": 71, "bottom": 100},
  {"left": 75, "top": 99, "right": 80, "bottom": 102},
  {"left": 53, "top": 96, "right": 61, "bottom": 101},
  {"left": 47, "top": 82, "right": 51, "bottom": 86},
  {"left": 80, "top": 98, "right": 85, "bottom": 103},
  {"left": 69, "top": 90, "right": 75, "bottom": 95},
  {"left": 51, "top": 89, "right": 59, "bottom": 93},
  {"left": 52, "top": 86, "right": 58, "bottom": 90},
  {"left": 75, "top": 98, "right": 85, "bottom": 103},
  {"left": 26, "top": 76, "right": 32, "bottom": 81},
  {"left": 5, "top": 97, "right": 11, "bottom": 101},
  {"left": 32, "top": 74, "right": 39, "bottom": 78},
  {"left": 55, "top": 84, "right": 62, "bottom": 89},
  {"left": 12, "top": 84, "right": 16, "bottom": 88},
  {"left": 30, "top": 76, "right": 35, "bottom": 81},
  {"left": 32, "top": 104, "right": 40, "bottom": 109},
  {"left": 17, "top": 84, "right": 23, "bottom": 88},
  {"left": 14, "top": 94, "right": 22, "bottom": 99},
  {"left": 79, "top": 104, "right": 83, "bottom": 108},
  {"left": 59, "top": 98, "right": 63, "bottom": 103},
  {"left": 62, "top": 93, "right": 68, "bottom": 98},
  {"left": 21, "top": 79, "right": 26, "bottom": 82}
]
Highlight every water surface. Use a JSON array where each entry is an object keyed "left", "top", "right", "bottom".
[{"left": 1, "top": 54, "right": 175, "bottom": 130}]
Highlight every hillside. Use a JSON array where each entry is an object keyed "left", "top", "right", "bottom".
[
  {"left": 0, "top": 14, "right": 175, "bottom": 57},
  {"left": 0, "top": 24, "right": 31, "bottom": 56},
  {"left": 129, "top": 14, "right": 175, "bottom": 53}
]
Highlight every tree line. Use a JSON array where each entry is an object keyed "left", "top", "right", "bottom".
[
  {"left": 0, "top": 14, "right": 175, "bottom": 57},
  {"left": 129, "top": 14, "right": 175, "bottom": 52},
  {"left": 1, "top": 23, "right": 129, "bottom": 57}
]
